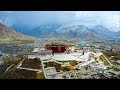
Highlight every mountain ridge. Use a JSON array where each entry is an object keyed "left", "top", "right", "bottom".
[{"left": 9, "top": 23, "right": 120, "bottom": 40}]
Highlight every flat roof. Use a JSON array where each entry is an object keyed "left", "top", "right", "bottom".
[
  {"left": 41, "top": 52, "right": 90, "bottom": 62},
  {"left": 32, "top": 48, "right": 39, "bottom": 52}
]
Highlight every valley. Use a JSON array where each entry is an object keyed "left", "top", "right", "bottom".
[
  {"left": 0, "top": 11, "right": 120, "bottom": 79},
  {"left": 0, "top": 38, "right": 120, "bottom": 79}
]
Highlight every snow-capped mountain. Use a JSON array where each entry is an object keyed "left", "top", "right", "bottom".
[{"left": 56, "top": 25, "right": 102, "bottom": 40}]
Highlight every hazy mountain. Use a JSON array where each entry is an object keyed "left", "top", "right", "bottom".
[
  {"left": 0, "top": 23, "right": 33, "bottom": 41},
  {"left": 27, "top": 24, "right": 61, "bottom": 37},
  {"left": 91, "top": 25, "right": 116, "bottom": 39},
  {"left": 11, "top": 24, "right": 61, "bottom": 37},
  {"left": 113, "top": 31, "right": 120, "bottom": 39},
  {"left": 11, "top": 24, "right": 32, "bottom": 35}
]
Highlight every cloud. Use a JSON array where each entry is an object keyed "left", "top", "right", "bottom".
[
  {"left": 0, "top": 11, "right": 120, "bottom": 31},
  {"left": 72, "top": 11, "right": 120, "bottom": 31}
]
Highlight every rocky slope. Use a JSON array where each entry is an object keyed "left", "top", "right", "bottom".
[{"left": 0, "top": 23, "right": 33, "bottom": 41}]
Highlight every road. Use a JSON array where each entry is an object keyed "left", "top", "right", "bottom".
[
  {"left": 41, "top": 59, "right": 47, "bottom": 79},
  {"left": 5, "top": 64, "right": 14, "bottom": 73},
  {"left": 16, "top": 66, "right": 42, "bottom": 72}
]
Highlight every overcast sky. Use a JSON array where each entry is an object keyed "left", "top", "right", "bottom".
[{"left": 0, "top": 11, "right": 120, "bottom": 31}]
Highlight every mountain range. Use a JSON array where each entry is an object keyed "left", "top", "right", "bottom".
[{"left": 6, "top": 23, "right": 120, "bottom": 40}]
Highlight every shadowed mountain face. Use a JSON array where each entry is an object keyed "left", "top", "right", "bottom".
[{"left": 0, "top": 23, "right": 33, "bottom": 41}]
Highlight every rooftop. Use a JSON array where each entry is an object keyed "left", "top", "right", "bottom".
[
  {"left": 41, "top": 52, "right": 90, "bottom": 62},
  {"left": 32, "top": 48, "right": 39, "bottom": 53}
]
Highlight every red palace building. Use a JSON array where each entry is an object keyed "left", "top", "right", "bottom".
[{"left": 45, "top": 43, "right": 75, "bottom": 54}]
